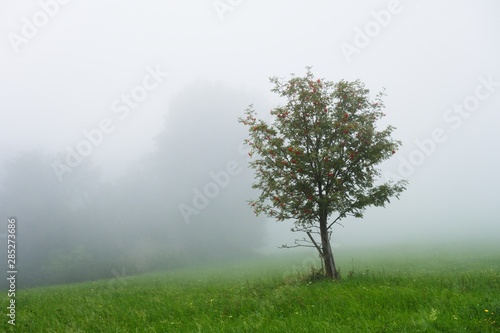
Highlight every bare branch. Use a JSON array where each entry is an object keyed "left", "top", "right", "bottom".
[
  {"left": 306, "top": 231, "right": 323, "bottom": 256},
  {"left": 327, "top": 214, "right": 343, "bottom": 230},
  {"left": 279, "top": 243, "right": 301, "bottom": 249}
]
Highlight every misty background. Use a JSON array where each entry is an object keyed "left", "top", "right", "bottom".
[{"left": 1, "top": 1, "right": 499, "bottom": 288}]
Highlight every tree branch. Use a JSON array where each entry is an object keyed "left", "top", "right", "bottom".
[
  {"left": 279, "top": 243, "right": 301, "bottom": 249},
  {"left": 306, "top": 231, "right": 323, "bottom": 256},
  {"left": 327, "top": 214, "right": 344, "bottom": 230}
]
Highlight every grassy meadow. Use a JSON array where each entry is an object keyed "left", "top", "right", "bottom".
[{"left": 2, "top": 241, "right": 499, "bottom": 332}]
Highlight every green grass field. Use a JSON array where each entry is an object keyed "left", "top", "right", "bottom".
[{"left": 2, "top": 241, "right": 499, "bottom": 332}]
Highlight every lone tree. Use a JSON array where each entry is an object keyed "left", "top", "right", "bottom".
[{"left": 238, "top": 69, "right": 407, "bottom": 280}]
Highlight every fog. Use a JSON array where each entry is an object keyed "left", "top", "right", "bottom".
[{"left": 1, "top": 1, "right": 499, "bottom": 287}]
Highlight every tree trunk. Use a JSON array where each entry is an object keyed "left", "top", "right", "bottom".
[{"left": 319, "top": 214, "right": 339, "bottom": 280}]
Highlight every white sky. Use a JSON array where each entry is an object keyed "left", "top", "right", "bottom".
[{"left": 1, "top": 0, "right": 499, "bottom": 247}]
